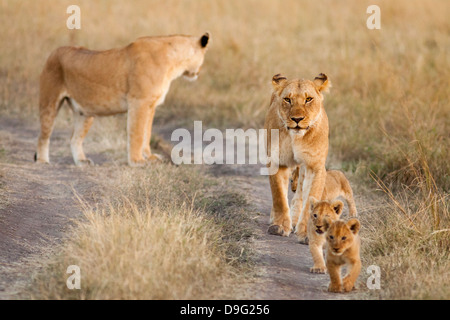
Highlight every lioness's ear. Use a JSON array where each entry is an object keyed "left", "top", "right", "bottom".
[
  {"left": 347, "top": 218, "right": 360, "bottom": 235},
  {"left": 272, "top": 74, "right": 288, "bottom": 94},
  {"left": 313, "top": 73, "right": 331, "bottom": 93},
  {"left": 331, "top": 200, "right": 344, "bottom": 216},
  {"left": 200, "top": 32, "right": 210, "bottom": 48}
]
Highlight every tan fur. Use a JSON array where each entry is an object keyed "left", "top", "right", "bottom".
[
  {"left": 36, "top": 33, "right": 210, "bottom": 166},
  {"left": 308, "top": 197, "right": 344, "bottom": 273},
  {"left": 291, "top": 168, "right": 358, "bottom": 217},
  {"left": 323, "top": 218, "right": 361, "bottom": 293},
  {"left": 265, "top": 73, "right": 330, "bottom": 241}
]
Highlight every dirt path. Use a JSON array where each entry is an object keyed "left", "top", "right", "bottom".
[
  {"left": 0, "top": 118, "right": 362, "bottom": 299},
  {"left": 0, "top": 118, "right": 108, "bottom": 299},
  {"left": 207, "top": 165, "right": 359, "bottom": 299}
]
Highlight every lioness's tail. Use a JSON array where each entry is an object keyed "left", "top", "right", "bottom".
[{"left": 36, "top": 48, "right": 67, "bottom": 163}]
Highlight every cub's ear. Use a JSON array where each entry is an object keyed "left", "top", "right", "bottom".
[
  {"left": 331, "top": 199, "right": 344, "bottom": 216},
  {"left": 272, "top": 74, "right": 288, "bottom": 93},
  {"left": 313, "top": 73, "right": 331, "bottom": 93},
  {"left": 347, "top": 218, "right": 360, "bottom": 235},
  {"left": 309, "top": 196, "right": 318, "bottom": 213},
  {"left": 200, "top": 32, "right": 210, "bottom": 48},
  {"left": 323, "top": 217, "right": 332, "bottom": 232}
]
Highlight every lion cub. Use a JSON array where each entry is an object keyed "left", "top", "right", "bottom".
[
  {"left": 291, "top": 167, "right": 357, "bottom": 218},
  {"left": 308, "top": 197, "right": 344, "bottom": 273},
  {"left": 323, "top": 218, "right": 361, "bottom": 293}
]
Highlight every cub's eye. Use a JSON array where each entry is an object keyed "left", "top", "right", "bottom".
[
  {"left": 329, "top": 235, "right": 334, "bottom": 240},
  {"left": 313, "top": 214, "right": 317, "bottom": 218},
  {"left": 283, "top": 97, "right": 291, "bottom": 104},
  {"left": 305, "top": 97, "right": 313, "bottom": 103},
  {"left": 342, "top": 236, "right": 347, "bottom": 241}
]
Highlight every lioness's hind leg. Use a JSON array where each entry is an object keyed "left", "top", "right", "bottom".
[
  {"left": 70, "top": 112, "right": 94, "bottom": 166},
  {"left": 290, "top": 165, "right": 305, "bottom": 226},
  {"left": 36, "top": 95, "right": 64, "bottom": 163}
]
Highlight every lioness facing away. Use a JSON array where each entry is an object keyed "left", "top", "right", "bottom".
[{"left": 35, "top": 33, "right": 210, "bottom": 166}]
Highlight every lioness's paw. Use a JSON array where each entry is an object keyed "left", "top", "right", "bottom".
[
  {"left": 295, "top": 224, "right": 308, "bottom": 244},
  {"left": 268, "top": 224, "right": 290, "bottom": 237},
  {"left": 76, "top": 159, "right": 94, "bottom": 167},
  {"left": 298, "top": 237, "right": 309, "bottom": 245},
  {"left": 328, "top": 283, "right": 343, "bottom": 293},
  {"left": 146, "top": 153, "right": 163, "bottom": 162},
  {"left": 310, "top": 266, "right": 327, "bottom": 274}
]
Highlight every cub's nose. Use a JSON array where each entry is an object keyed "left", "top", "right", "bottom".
[{"left": 291, "top": 117, "right": 305, "bottom": 123}]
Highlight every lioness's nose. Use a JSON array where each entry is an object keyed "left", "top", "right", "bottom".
[{"left": 291, "top": 117, "right": 304, "bottom": 123}]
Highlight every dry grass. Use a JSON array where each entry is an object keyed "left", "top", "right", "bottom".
[
  {"left": 1, "top": 0, "right": 449, "bottom": 299},
  {"left": 30, "top": 164, "right": 253, "bottom": 299},
  {"left": 361, "top": 167, "right": 449, "bottom": 299}
]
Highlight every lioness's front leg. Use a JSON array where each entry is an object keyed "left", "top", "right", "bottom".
[
  {"left": 290, "top": 165, "right": 305, "bottom": 226},
  {"left": 295, "top": 166, "right": 326, "bottom": 242},
  {"left": 142, "top": 105, "right": 162, "bottom": 162},
  {"left": 268, "top": 166, "right": 291, "bottom": 237},
  {"left": 127, "top": 102, "right": 151, "bottom": 166}
]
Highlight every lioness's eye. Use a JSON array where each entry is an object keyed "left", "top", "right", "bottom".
[
  {"left": 284, "top": 97, "right": 291, "bottom": 104},
  {"left": 342, "top": 236, "right": 347, "bottom": 240},
  {"left": 305, "top": 97, "right": 313, "bottom": 103}
]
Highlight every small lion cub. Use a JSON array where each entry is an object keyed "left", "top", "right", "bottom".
[
  {"left": 308, "top": 197, "right": 344, "bottom": 273},
  {"left": 323, "top": 218, "right": 361, "bottom": 293}
]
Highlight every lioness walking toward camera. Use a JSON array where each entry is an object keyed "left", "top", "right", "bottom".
[
  {"left": 36, "top": 33, "right": 210, "bottom": 166},
  {"left": 265, "top": 73, "right": 330, "bottom": 241},
  {"left": 291, "top": 167, "right": 358, "bottom": 217},
  {"left": 324, "top": 218, "right": 361, "bottom": 293}
]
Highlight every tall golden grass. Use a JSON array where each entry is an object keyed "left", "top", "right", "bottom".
[{"left": 31, "top": 164, "right": 252, "bottom": 299}]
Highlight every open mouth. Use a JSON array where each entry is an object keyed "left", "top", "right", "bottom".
[{"left": 315, "top": 228, "right": 324, "bottom": 234}]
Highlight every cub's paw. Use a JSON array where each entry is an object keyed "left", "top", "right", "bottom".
[
  {"left": 343, "top": 278, "right": 356, "bottom": 292},
  {"left": 310, "top": 266, "right": 327, "bottom": 274}
]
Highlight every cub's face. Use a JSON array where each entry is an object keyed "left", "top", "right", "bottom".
[
  {"left": 309, "top": 197, "right": 343, "bottom": 235},
  {"left": 183, "top": 33, "right": 210, "bottom": 81},
  {"left": 271, "top": 73, "right": 331, "bottom": 134},
  {"left": 324, "top": 218, "right": 360, "bottom": 256}
]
